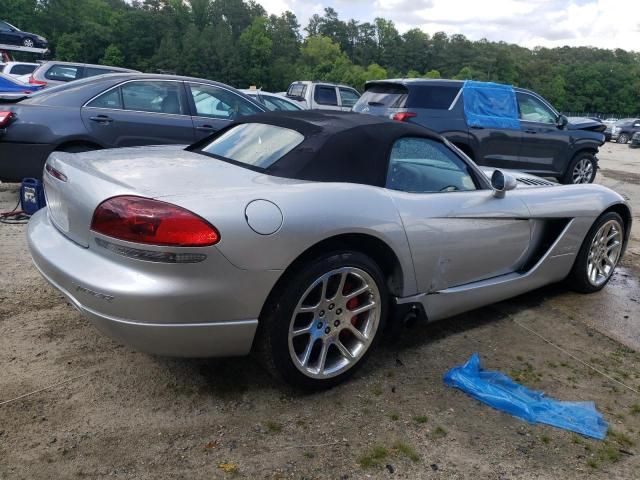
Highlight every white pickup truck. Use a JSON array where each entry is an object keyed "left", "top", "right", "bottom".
[{"left": 285, "top": 81, "right": 361, "bottom": 110}]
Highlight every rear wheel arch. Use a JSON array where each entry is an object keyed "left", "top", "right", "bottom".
[{"left": 259, "top": 233, "right": 405, "bottom": 326}]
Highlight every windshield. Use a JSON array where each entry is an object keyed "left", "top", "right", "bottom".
[
  {"left": 353, "top": 84, "right": 408, "bottom": 112},
  {"left": 196, "top": 123, "right": 304, "bottom": 169}
]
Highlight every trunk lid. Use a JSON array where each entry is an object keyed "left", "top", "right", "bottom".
[{"left": 44, "top": 145, "right": 265, "bottom": 247}]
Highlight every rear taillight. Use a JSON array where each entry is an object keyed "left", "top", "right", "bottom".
[
  {"left": 91, "top": 196, "right": 219, "bottom": 247},
  {"left": 0, "top": 111, "right": 13, "bottom": 127},
  {"left": 29, "top": 76, "right": 47, "bottom": 86},
  {"left": 391, "top": 112, "right": 417, "bottom": 122}
]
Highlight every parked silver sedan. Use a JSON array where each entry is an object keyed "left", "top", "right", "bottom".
[{"left": 28, "top": 111, "right": 632, "bottom": 389}]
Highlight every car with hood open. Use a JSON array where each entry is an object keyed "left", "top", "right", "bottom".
[
  {"left": 353, "top": 79, "right": 606, "bottom": 185},
  {"left": 27, "top": 111, "right": 631, "bottom": 389}
]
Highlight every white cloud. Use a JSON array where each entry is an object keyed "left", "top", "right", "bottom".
[{"left": 257, "top": 0, "right": 640, "bottom": 50}]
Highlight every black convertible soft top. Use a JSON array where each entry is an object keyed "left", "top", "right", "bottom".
[{"left": 191, "top": 110, "right": 443, "bottom": 187}]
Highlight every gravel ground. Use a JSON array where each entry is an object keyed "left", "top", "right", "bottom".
[{"left": 1, "top": 143, "right": 639, "bottom": 479}]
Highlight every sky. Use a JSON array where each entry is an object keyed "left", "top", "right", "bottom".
[{"left": 259, "top": 0, "right": 640, "bottom": 50}]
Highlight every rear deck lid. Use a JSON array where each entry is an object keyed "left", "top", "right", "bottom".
[{"left": 43, "top": 145, "right": 267, "bottom": 247}]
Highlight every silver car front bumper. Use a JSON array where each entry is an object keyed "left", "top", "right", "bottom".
[{"left": 27, "top": 210, "right": 281, "bottom": 357}]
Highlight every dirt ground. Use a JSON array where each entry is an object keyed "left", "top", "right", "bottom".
[{"left": 1, "top": 143, "right": 639, "bottom": 479}]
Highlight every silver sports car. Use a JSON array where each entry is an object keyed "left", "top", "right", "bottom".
[{"left": 28, "top": 111, "right": 632, "bottom": 389}]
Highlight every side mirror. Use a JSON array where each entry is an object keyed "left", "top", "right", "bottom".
[
  {"left": 491, "top": 170, "right": 517, "bottom": 198},
  {"left": 556, "top": 115, "right": 568, "bottom": 129}
]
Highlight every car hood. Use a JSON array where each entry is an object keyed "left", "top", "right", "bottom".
[
  {"left": 567, "top": 117, "right": 606, "bottom": 133},
  {"left": 479, "top": 167, "right": 558, "bottom": 188}
]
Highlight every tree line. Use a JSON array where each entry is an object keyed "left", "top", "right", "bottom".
[{"left": 4, "top": 0, "right": 640, "bottom": 114}]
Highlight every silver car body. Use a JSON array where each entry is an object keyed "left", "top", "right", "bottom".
[{"left": 28, "top": 136, "right": 631, "bottom": 358}]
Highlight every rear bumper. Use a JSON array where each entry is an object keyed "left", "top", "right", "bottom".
[
  {"left": 27, "top": 210, "right": 280, "bottom": 357},
  {"left": 0, "top": 141, "right": 52, "bottom": 181}
]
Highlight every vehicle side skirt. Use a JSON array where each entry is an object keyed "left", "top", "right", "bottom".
[{"left": 416, "top": 216, "right": 593, "bottom": 321}]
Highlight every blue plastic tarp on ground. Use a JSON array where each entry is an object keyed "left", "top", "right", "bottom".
[
  {"left": 443, "top": 353, "right": 608, "bottom": 440},
  {"left": 463, "top": 80, "right": 520, "bottom": 131}
]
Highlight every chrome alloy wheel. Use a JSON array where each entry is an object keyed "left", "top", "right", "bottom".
[
  {"left": 23, "top": 38, "right": 34, "bottom": 47},
  {"left": 587, "top": 219, "right": 623, "bottom": 287},
  {"left": 288, "top": 267, "right": 381, "bottom": 379},
  {"left": 572, "top": 158, "right": 594, "bottom": 184}
]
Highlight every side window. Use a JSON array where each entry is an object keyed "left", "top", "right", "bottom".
[
  {"left": 339, "top": 88, "right": 360, "bottom": 108},
  {"left": 84, "top": 67, "right": 114, "bottom": 78},
  {"left": 387, "top": 137, "right": 477, "bottom": 193},
  {"left": 314, "top": 86, "right": 338, "bottom": 106},
  {"left": 287, "top": 83, "right": 306, "bottom": 98},
  {"left": 9, "top": 64, "right": 36, "bottom": 75},
  {"left": 87, "top": 88, "right": 122, "bottom": 109},
  {"left": 121, "top": 81, "right": 185, "bottom": 115},
  {"left": 188, "top": 83, "right": 261, "bottom": 119},
  {"left": 45, "top": 64, "right": 82, "bottom": 82},
  {"left": 516, "top": 92, "right": 556, "bottom": 124},
  {"left": 269, "top": 96, "right": 301, "bottom": 111},
  {"left": 0, "top": 22, "right": 11, "bottom": 32}
]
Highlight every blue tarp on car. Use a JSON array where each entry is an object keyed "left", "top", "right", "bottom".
[
  {"left": 444, "top": 353, "right": 608, "bottom": 440},
  {"left": 463, "top": 81, "right": 520, "bottom": 131}
]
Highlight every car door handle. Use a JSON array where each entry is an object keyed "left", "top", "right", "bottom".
[
  {"left": 470, "top": 125, "right": 484, "bottom": 129},
  {"left": 524, "top": 129, "right": 537, "bottom": 134},
  {"left": 196, "top": 124, "right": 216, "bottom": 131},
  {"left": 89, "top": 115, "right": 114, "bottom": 124}
]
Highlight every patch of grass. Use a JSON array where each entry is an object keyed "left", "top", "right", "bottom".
[
  {"left": 586, "top": 440, "right": 625, "bottom": 469},
  {"left": 541, "top": 434, "right": 551, "bottom": 444},
  {"left": 516, "top": 355, "right": 524, "bottom": 361},
  {"left": 630, "top": 403, "right": 640, "bottom": 415},
  {"left": 264, "top": 420, "right": 283, "bottom": 434},
  {"left": 389, "top": 412, "right": 399, "bottom": 421},
  {"left": 218, "top": 462, "right": 239, "bottom": 475},
  {"left": 358, "top": 446, "right": 389, "bottom": 468},
  {"left": 371, "top": 385, "right": 383, "bottom": 396},
  {"left": 509, "top": 362, "right": 542, "bottom": 384},
  {"left": 303, "top": 451, "right": 315, "bottom": 459},
  {"left": 586, "top": 458, "right": 600, "bottom": 469},
  {"left": 609, "top": 429, "right": 635, "bottom": 448},
  {"left": 392, "top": 442, "right": 420, "bottom": 462},
  {"left": 432, "top": 426, "right": 447, "bottom": 439},
  {"left": 545, "top": 361, "right": 558, "bottom": 369},
  {"left": 358, "top": 441, "right": 421, "bottom": 469},
  {"left": 413, "top": 415, "right": 428, "bottom": 424}
]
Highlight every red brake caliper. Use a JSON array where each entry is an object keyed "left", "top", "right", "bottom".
[{"left": 345, "top": 282, "right": 360, "bottom": 326}]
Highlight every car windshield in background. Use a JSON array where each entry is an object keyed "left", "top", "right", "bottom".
[
  {"left": 197, "top": 123, "right": 304, "bottom": 169},
  {"left": 287, "top": 83, "right": 306, "bottom": 98},
  {"left": 356, "top": 84, "right": 408, "bottom": 109}
]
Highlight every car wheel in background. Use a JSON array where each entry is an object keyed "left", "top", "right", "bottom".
[
  {"left": 258, "top": 251, "right": 388, "bottom": 389},
  {"left": 22, "top": 38, "right": 35, "bottom": 48},
  {"left": 567, "top": 212, "right": 624, "bottom": 293},
  {"left": 563, "top": 152, "right": 597, "bottom": 184},
  {"left": 617, "top": 133, "right": 630, "bottom": 144}
]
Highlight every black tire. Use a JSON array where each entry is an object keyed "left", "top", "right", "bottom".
[
  {"left": 617, "top": 133, "right": 630, "bottom": 144},
  {"left": 561, "top": 152, "right": 597, "bottom": 184},
  {"left": 257, "top": 251, "right": 388, "bottom": 390},
  {"left": 566, "top": 212, "right": 625, "bottom": 293}
]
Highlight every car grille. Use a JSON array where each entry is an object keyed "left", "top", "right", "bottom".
[{"left": 516, "top": 177, "right": 555, "bottom": 186}]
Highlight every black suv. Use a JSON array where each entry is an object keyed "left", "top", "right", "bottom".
[
  {"left": 353, "top": 79, "right": 605, "bottom": 184},
  {"left": 0, "top": 20, "right": 48, "bottom": 49},
  {"left": 611, "top": 118, "right": 640, "bottom": 144}
]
